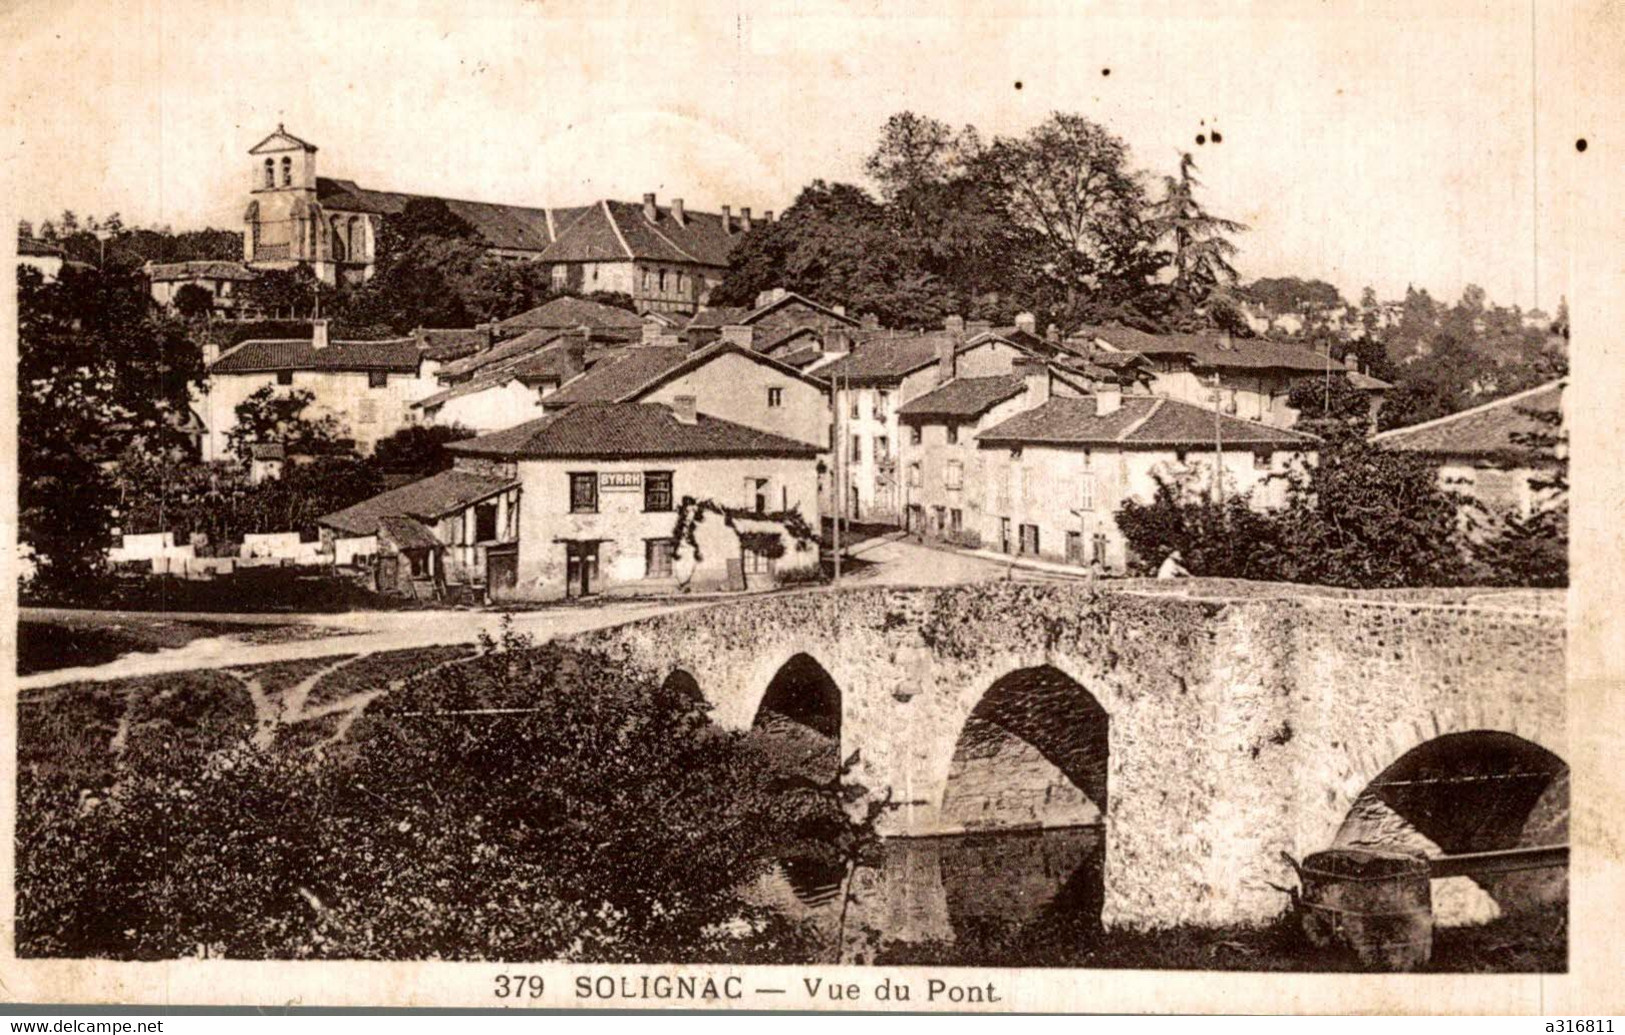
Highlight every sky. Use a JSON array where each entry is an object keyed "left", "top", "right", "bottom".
[{"left": 1, "top": 0, "right": 1586, "bottom": 312}]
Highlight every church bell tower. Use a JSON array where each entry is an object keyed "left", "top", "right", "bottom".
[{"left": 243, "top": 125, "right": 321, "bottom": 275}]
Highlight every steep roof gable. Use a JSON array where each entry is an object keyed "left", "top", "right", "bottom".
[
  {"left": 249, "top": 125, "right": 317, "bottom": 154},
  {"left": 447, "top": 403, "right": 821, "bottom": 461}
]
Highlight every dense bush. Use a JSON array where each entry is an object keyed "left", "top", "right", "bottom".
[
  {"left": 1117, "top": 431, "right": 1476, "bottom": 588},
  {"left": 16, "top": 630, "right": 836, "bottom": 961}
]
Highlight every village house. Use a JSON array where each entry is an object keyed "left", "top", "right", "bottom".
[
  {"left": 684, "top": 288, "right": 859, "bottom": 352},
  {"left": 1074, "top": 325, "right": 1390, "bottom": 428},
  {"left": 325, "top": 400, "right": 822, "bottom": 602},
  {"left": 494, "top": 294, "right": 646, "bottom": 336},
  {"left": 198, "top": 319, "right": 439, "bottom": 460},
  {"left": 973, "top": 393, "right": 1319, "bottom": 571},
  {"left": 240, "top": 126, "right": 757, "bottom": 312},
  {"left": 1372, "top": 379, "right": 1566, "bottom": 527},
  {"left": 440, "top": 401, "right": 823, "bottom": 599},
  {"left": 817, "top": 317, "right": 1139, "bottom": 523},
  {"left": 895, "top": 357, "right": 1094, "bottom": 543},
  {"left": 144, "top": 260, "right": 258, "bottom": 318},
  {"left": 17, "top": 236, "right": 72, "bottom": 281},
  {"left": 318, "top": 467, "right": 523, "bottom": 600}
]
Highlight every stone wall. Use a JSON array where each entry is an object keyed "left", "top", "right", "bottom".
[{"left": 571, "top": 581, "right": 1565, "bottom": 930}]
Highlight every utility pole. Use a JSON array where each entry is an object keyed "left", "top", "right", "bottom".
[
  {"left": 1212, "top": 371, "right": 1224, "bottom": 508},
  {"left": 832, "top": 371, "right": 842, "bottom": 585}
]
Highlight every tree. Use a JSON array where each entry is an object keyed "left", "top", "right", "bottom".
[
  {"left": 1467, "top": 405, "right": 1567, "bottom": 587},
  {"left": 978, "top": 113, "right": 1153, "bottom": 323},
  {"left": 18, "top": 264, "right": 206, "bottom": 590},
  {"left": 173, "top": 283, "right": 216, "bottom": 321},
  {"left": 1286, "top": 372, "right": 1373, "bottom": 437},
  {"left": 1148, "top": 152, "right": 1247, "bottom": 311},
  {"left": 241, "top": 264, "right": 323, "bottom": 320},
  {"left": 370, "top": 424, "right": 477, "bottom": 478},
  {"left": 225, "top": 385, "right": 346, "bottom": 464}
]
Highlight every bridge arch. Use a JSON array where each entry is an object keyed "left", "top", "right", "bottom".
[
  {"left": 749, "top": 652, "right": 844, "bottom": 780},
  {"left": 660, "top": 668, "right": 705, "bottom": 704},
  {"left": 1333, "top": 729, "right": 1568, "bottom": 924}
]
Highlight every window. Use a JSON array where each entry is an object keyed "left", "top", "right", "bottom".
[
  {"left": 1254, "top": 451, "right": 1272, "bottom": 470},
  {"left": 1067, "top": 530, "right": 1084, "bottom": 563},
  {"left": 1092, "top": 532, "right": 1109, "bottom": 565},
  {"left": 645, "top": 538, "right": 675, "bottom": 578},
  {"left": 910, "top": 425, "right": 922, "bottom": 446},
  {"left": 850, "top": 435, "right": 862, "bottom": 462},
  {"left": 850, "top": 395, "right": 861, "bottom": 419},
  {"left": 932, "top": 505, "right": 946, "bottom": 532},
  {"left": 644, "top": 471, "right": 674, "bottom": 512},
  {"left": 658, "top": 269, "right": 667, "bottom": 293},
  {"left": 263, "top": 158, "right": 274, "bottom": 189},
  {"left": 876, "top": 391, "right": 891, "bottom": 418},
  {"left": 876, "top": 435, "right": 889, "bottom": 460},
  {"left": 551, "top": 266, "right": 568, "bottom": 289},
  {"left": 945, "top": 460, "right": 963, "bottom": 490},
  {"left": 570, "top": 472, "right": 598, "bottom": 513},
  {"left": 281, "top": 156, "right": 292, "bottom": 187},
  {"left": 750, "top": 477, "right": 770, "bottom": 514},
  {"left": 276, "top": 370, "right": 294, "bottom": 386},
  {"left": 474, "top": 501, "right": 498, "bottom": 543},
  {"left": 950, "top": 508, "right": 963, "bottom": 533},
  {"left": 767, "top": 386, "right": 784, "bottom": 408},
  {"left": 1000, "top": 518, "right": 1012, "bottom": 554},
  {"left": 908, "top": 462, "right": 921, "bottom": 487},
  {"left": 1079, "top": 472, "right": 1096, "bottom": 511},
  {"left": 743, "top": 547, "right": 773, "bottom": 574},
  {"left": 946, "top": 424, "right": 959, "bottom": 445},
  {"left": 368, "top": 370, "right": 389, "bottom": 389}
]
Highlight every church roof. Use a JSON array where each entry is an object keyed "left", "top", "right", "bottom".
[
  {"left": 249, "top": 125, "right": 318, "bottom": 154},
  {"left": 316, "top": 177, "right": 589, "bottom": 254}
]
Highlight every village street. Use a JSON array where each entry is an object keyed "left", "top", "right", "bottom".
[{"left": 17, "top": 536, "right": 1054, "bottom": 690}]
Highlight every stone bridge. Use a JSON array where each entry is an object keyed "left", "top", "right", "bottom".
[{"left": 571, "top": 581, "right": 1566, "bottom": 930}]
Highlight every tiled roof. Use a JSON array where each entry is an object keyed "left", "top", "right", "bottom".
[
  {"left": 316, "top": 177, "right": 588, "bottom": 254},
  {"left": 434, "top": 328, "right": 562, "bottom": 382},
  {"left": 448, "top": 403, "right": 822, "bottom": 460},
  {"left": 897, "top": 376, "right": 1026, "bottom": 421},
  {"left": 495, "top": 295, "right": 645, "bottom": 333},
  {"left": 414, "top": 341, "right": 617, "bottom": 409},
  {"left": 744, "top": 291, "right": 858, "bottom": 327},
  {"left": 320, "top": 469, "right": 517, "bottom": 537},
  {"left": 1346, "top": 369, "right": 1394, "bottom": 391},
  {"left": 211, "top": 337, "right": 422, "bottom": 374},
  {"left": 686, "top": 306, "right": 751, "bottom": 329},
  {"left": 18, "top": 238, "right": 64, "bottom": 258},
  {"left": 978, "top": 396, "right": 1319, "bottom": 449},
  {"left": 1076, "top": 325, "right": 1343, "bottom": 374},
  {"left": 540, "top": 346, "right": 691, "bottom": 407},
  {"left": 759, "top": 326, "right": 821, "bottom": 353},
  {"left": 378, "top": 514, "right": 442, "bottom": 552},
  {"left": 538, "top": 200, "right": 739, "bottom": 267},
  {"left": 817, "top": 332, "right": 951, "bottom": 384},
  {"left": 1372, "top": 380, "right": 1563, "bottom": 461},
  {"left": 416, "top": 327, "right": 494, "bottom": 362},
  {"left": 146, "top": 260, "right": 257, "bottom": 282}
]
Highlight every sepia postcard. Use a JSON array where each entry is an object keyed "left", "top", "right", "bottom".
[{"left": 2, "top": 0, "right": 1623, "bottom": 1016}]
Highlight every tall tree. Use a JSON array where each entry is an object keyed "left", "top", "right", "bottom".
[
  {"left": 18, "top": 264, "right": 206, "bottom": 589},
  {"left": 977, "top": 113, "right": 1153, "bottom": 323},
  {"left": 1149, "top": 152, "right": 1247, "bottom": 309}
]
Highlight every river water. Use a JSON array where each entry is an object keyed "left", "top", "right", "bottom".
[{"left": 745, "top": 825, "right": 1105, "bottom": 955}]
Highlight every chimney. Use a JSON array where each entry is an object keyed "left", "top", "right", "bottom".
[
  {"left": 966, "top": 319, "right": 992, "bottom": 338},
  {"left": 832, "top": 304, "right": 846, "bottom": 317},
  {"left": 1015, "top": 311, "right": 1037, "bottom": 336},
  {"left": 672, "top": 394, "right": 698, "bottom": 425},
  {"left": 643, "top": 192, "right": 658, "bottom": 222},
  {"left": 720, "top": 324, "right": 756, "bottom": 350},
  {"left": 755, "top": 287, "right": 787, "bottom": 309},
  {"left": 1343, "top": 351, "right": 1359, "bottom": 373},
  {"left": 741, "top": 207, "right": 753, "bottom": 232},
  {"left": 1096, "top": 386, "right": 1123, "bottom": 417},
  {"left": 642, "top": 321, "right": 665, "bottom": 345},
  {"left": 311, "top": 318, "right": 329, "bottom": 350},
  {"left": 861, "top": 313, "right": 880, "bottom": 330},
  {"left": 562, "top": 328, "right": 588, "bottom": 377},
  {"left": 671, "top": 197, "right": 686, "bottom": 226},
  {"left": 1015, "top": 357, "right": 1050, "bottom": 405},
  {"left": 1046, "top": 323, "right": 1061, "bottom": 345},
  {"left": 937, "top": 316, "right": 964, "bottom": 385},
  {"left": 481, "top": 321, "right": 496, "bottom": 348},
  {"left": 202, "top": 341, "right": 221, "bottom": 367},
  {"left": 1218, "top": 330, "right": 1234, "bottom": 351},
  {"left": 762, "top": 210, "right": 774, "bottom": 223},
  {"left": 721, "top": 205, "right": 732, "bottom": 234}
]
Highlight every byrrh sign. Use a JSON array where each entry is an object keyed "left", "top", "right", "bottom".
[{"left": 600, "top": 472, "right": 643, "bottom": 492}]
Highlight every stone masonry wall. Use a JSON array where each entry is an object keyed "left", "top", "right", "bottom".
[{"left": 571, "top": 582, "right": 1565, "bottom": 930}]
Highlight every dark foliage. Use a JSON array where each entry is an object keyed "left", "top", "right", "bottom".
[
  {"left": 370, "top": 423, "right": 478, "bottom": 479},
  {"left": 18, "top": 263, "right": 206, "bottom": 589}
]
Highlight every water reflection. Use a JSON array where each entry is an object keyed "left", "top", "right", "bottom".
[{"left": 749, "top": 825, "right": 1104, "bottom": 951}]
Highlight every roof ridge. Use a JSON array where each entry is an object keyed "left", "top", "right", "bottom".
[
  {"left": 1116, "top": 397, "right": 1163, "bottom": 441},
  {"left": 1371, "top": 378, "right": 1565, "bottom": 442},
  {"left": 602, "top": 199, "right": 636, "bottom": 261}
]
